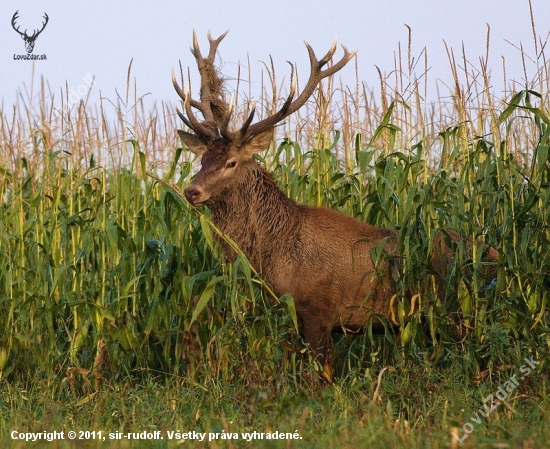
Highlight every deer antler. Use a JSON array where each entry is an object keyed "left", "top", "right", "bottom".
[
  {"left": 222, "top": 39, "right": 357, "bottom": 146},
  {"left": 174, "top": 32, "right": 357, "bottom": 146},
  {"left": 173, "top": 30, "right": 229, "bottom": 140},
  {"left": 237, "top": 39, "right": 357, "bottom": 144}
]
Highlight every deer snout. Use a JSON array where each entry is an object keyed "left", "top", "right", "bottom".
[{"left": 184, "top": 185, "right": 205, "bottom": 205}]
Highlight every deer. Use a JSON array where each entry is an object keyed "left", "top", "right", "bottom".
[
  {"left": 11, "top": 11, "right": 49, "bottom": 54},
  {"left": 173, "top": 31, "right": 498, "bottom": 382}
]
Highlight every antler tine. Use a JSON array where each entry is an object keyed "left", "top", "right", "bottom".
[
  {"left": 190, "top": 30, "right": 202, "bottom": 60},
  {"left": 176, "top": 108, "right": 193, "bottom": 130},
  {"left": 176, "top": 75, "right": 217, "bottom": 139},
  {"left": 219, "top": 94, "right": 235, "bottom": 141},
  {"left": 317, "top": 43, "right": 357, "bottom": 79},
  {"left": 172, "top": 69, "right": 205, "bottom": 115},
  {"left": 207, "top": 30, "right": 229, "bottom": 61},
  {"left": 171, "top": 69, "right": 186, "bottom": 102},
  {"left": 239, "top": 103, "right": 257, "bottom": 136},
  {"left": 315, "top": 37, "right": 338, "bottom": 66}
]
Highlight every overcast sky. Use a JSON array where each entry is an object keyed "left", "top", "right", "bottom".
[{"left": 1, "top": 1, "right": 549, "bottom": 119}]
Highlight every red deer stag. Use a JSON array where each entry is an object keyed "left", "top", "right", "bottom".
[{"left": 174, "top": 31, "right": 497, "bottom": 381}]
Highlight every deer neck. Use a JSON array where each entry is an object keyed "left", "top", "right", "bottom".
[{"left": 208, "top": 161, "right": 300, "bottom": 270}]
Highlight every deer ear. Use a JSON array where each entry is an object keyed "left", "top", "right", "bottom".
[
  {"left": 241, "top": 129, "right": 274, "bottom": 156},
  {"left": 178, "top": 130, "right": 207, "bottom": 155}
]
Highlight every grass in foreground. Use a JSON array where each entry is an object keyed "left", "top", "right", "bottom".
[{"left": 1, "top": 358, "right": 549, "bottom": 448}]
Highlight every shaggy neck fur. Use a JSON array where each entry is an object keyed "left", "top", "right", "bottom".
[{"left": 207, "top": 160, "right": 301, "bottom": 273}]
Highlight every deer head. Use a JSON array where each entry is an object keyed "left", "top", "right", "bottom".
[
  {"left": 174, "top": 31, "right": 356, "bottom": 206},
  {"left": 12, "top": 11, "right": 49, "bottom": 54}
]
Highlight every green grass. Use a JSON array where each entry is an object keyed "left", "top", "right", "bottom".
[
  {"left": 1, "top": 362, "right": 548, "bottom": 448},
  {"left": 1, "top": 27, "right": 550, "bottom": 448}
]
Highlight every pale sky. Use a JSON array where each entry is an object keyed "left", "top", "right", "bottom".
[{"left": 1, "top": 0, "right": 549, "bottom": 118}]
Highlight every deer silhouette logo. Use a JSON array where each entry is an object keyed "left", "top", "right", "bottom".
[{"left": 11, "top": 11, "right": 49, "bottom": 54}]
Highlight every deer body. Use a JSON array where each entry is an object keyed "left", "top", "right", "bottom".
[
  {"left": 181, "top": 134, "right": 451, "bottom": 376},
  {"left": 199, "top": 152, "right": 399, "bottom": 349}
]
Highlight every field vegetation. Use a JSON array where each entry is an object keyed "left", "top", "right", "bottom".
[{"left": 1, "top": 26, "right": 549, "bottom": 448}]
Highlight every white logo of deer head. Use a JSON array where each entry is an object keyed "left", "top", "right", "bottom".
[{"left": 12, "top": 11, "right": 49, "bottom": 54}]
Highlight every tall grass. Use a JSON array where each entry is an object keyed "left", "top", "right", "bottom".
[{"left": 0, "top": 24, "right": 549, "bottom": 447}]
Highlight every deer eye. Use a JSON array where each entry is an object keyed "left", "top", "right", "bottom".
[{"left": 226, "top": 161, "right": 237, "bottom": 168}]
